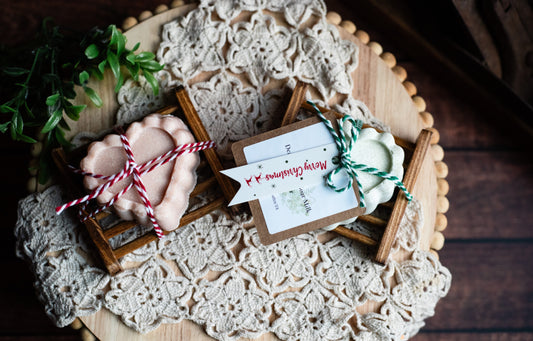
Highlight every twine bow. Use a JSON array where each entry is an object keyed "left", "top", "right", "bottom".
[
  {"left": 306, "top": 100, "right": 413, "bottom": 208},
  {"left": 56, "top": 131, "right": 215, "bottom": 239}
]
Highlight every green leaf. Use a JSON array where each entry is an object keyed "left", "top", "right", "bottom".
[
  {"left": 109, "top": 25, "right": 117, "bottom": 45},
  {"left": 59, "top": 118, "right": 71, "bottom": 130},
  {"left": 85, "top": 44, "right": 100, "bottom": 59},
  {"left": 114, "top": 72, "right": 124, "bottom": 93},
  {"left": 135, "top": 51, "right": 156, "bottom": 62},
  {"left": 125, "top": 52, "right": 136, "bottom": 65},
  {"left": 24, "top": 102, "right": 34, "bottom": 118},
  {"left": 79, "top": 70, "right": 89, "bottom": 84},
  {"left": 45, "top": 93, "right": 60, "bottom": 106},
  {"left": 126, "top": 63, "right": 140, "bottom": 81},
  {"left": 140, "top": 60, "right": 164, "bottom": 72},
  {"left": 93, "top": 69, "right": 104, "bottom": 80},
  {"left": 117, "top": 33, "right": 126, "bottom": 57},
  {"left": 110, "top": 25, "right": 125, "bottom": 56},
  {"left": 84, "top": 87, "right": 103, "bottom": 107},
  {"left": 2, "top": 67, "right": 29, "bottom": 77},
  {"left": 143, "top": 71, "right": 159, "bottom": 96},
  {"left": 0, "top": 121, "right": 10, "bottom": 133},
  {"left": 9, "top": 121, "right": 16, "bottom": 140},
  {"left": 15, "top": 112, "right": 23, "bottom": 134},
  {"left": 0, "top": 105, "right": 16, "bottom": 114},
  {"left": 10, "top": 112, "right": 21, "bottom": 139},
  {"left": 41, "top": 110, "right": 63, "bottom": 133},
  {"left": 107, "top": 50, "right": 120, "bottom": 79},
  {"left": 98, "top": 60, "right": 107, "bottom": 74},
  {"left": 132, "top": 42, "right": 140, "bottom": 51},
  {"left": 55, "top": 127, "right": 71, "bottom": 146},
  {"left": 64, "top": 104, "right": 86, "bottom": 121},
  {"left": 17, "top": 133, "right": 37, "bottom": 143}
]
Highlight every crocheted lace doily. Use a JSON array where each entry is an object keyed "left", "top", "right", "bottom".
[{"left": 15, "top": 1, "right": 451, "bottom": 340}]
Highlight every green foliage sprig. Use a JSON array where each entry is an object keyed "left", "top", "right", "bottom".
[{"left": 0, "top": 20, "right": 164, "bottom": 183}]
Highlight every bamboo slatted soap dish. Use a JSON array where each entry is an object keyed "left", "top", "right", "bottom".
[
  {"left": 52, "top": 86, "right": 235, "bottom": 275},
  {"left": 282, "top": 82, "right": 433, "bottom": 264}
]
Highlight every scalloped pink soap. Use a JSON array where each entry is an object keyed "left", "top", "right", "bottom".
[{"left": 80, "top": 114, "right": 199, "bottom": 231}]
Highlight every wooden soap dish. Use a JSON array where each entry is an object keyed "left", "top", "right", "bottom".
[
  {"left": 52, "top": 86, "right": 233, "bottom": 275},
  {"left": 282, "top": 82, "right": 433, "bottom": 263},
  {"left": 52, "top": 83, "right": 431, "bottom": 274}
]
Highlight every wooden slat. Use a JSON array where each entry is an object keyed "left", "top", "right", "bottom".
[
  {"left": 103, "top": 220, "right": 138, "bottom": 239},
  {"left": 357, "top": 214, "right": 387, "bottom": 228},
  {"left": 175, "top": 86, "right": 237, "bottom": 207},
  {"left": 95, "top": 211, "right": 111, "bottom": 220},
  {"left": 300, "top": 101, "right": 416, "bottom": 152},
  {"left": 113, "top": 197, "right": 225, "bottom": 258},
  {"left": 82, "top": 212, "right": 123, "bottom": 275},
  {"left": 189, "top": 176, "right": 217, "bottom": 198},
  {"left": 380, "top": 200, "right": 395, "bottom": 209},
  {"left": 102, "top": 177, "right": 219, "bottom": 240},
  {"left": 52, "top": 148, "right": 123, "bottom": 274},
  {"left": 175, "top": 196, "right": 225, "bottom": 227},
  {"left": 197, "top": 159, "right": 208, "bottom": 171},
  {"left": 279, "top": 85, "right": 386, "bottom": 247},
  {"left": 280, "top": 82, "right": 308, "bottom": 127},
  {"left": 334, "top": 226, "right": 378, "bottom": 246},
  {"left": 52, "top": 148, "right": 123, "bottom": 273},
  {"left": 375, "top": 128, "right": 432, "bottom": 263},
  {"left": 155, "top": 105, "right": 179, "bottom": 116},
  {"left": 102, "top": 175, "right": 220, "bottom": 235},
  {"left": 4, "top": 1, "right": 532, "bottom": 340}
]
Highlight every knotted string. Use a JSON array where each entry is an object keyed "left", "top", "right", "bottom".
[
  {"left": 306, "top": 100, "right": 413, "bottom": 208},
  {"left": 56, "top": 132, "right": 215, "bottom": 239}
]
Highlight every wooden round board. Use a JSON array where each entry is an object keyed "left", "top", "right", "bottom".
[{"left": 71, "top": 4, "right": 438, "bottom": 340}]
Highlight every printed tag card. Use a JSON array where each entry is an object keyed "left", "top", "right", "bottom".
[{"left": 223, "top": 114, "right": 365, "bottom": 245}]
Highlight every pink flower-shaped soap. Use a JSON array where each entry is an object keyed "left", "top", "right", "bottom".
[{"left": 80, "top": 114, "right": 199, "bottom": 231}]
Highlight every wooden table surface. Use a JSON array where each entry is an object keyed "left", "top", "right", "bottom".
[{"left": 0, "top": 1, "right": 531, "bottom": 340}]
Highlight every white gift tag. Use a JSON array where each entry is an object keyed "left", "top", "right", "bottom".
[
  {"left": 226, "top": 116, "right": 365, "bottom": 244},
  {"left": 221, "top": 143, "right": 337, "bottom": 206}
]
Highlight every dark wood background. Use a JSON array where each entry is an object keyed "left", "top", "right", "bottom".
[{"left": 0, "top": 1, "right": 532, "bottom": 340}]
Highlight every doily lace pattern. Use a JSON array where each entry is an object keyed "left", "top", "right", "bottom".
[
  {"left": 119, "top": 0, "right": 359, "bottom": 158},
  {"left": 16, "top": 184, "right": 450, "bottom": 340},
  {"left": 15, "top": 1, "right": 451, "bottom": 340}
]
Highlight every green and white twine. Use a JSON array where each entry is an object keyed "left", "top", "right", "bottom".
[{"left": 307, "top": 100, "right": 413, "bottom": 208}]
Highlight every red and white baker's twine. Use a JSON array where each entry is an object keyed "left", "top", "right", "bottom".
[{"left": 56, "top": 134, "right": 215, "bottom": 239}]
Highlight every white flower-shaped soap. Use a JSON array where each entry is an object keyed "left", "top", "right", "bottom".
[
  {"left": 80, "top": 114, "right": 200, "bottom": 231},
  {"left": 351, "top": 127, "right": 405, "bottom": 213},
  {"left": 326, "top": 126, "right": 405, "bottom": 229}
]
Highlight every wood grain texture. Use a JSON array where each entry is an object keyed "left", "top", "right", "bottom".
[
  {"left": 0, "top": 0, "right": 168, "bottom": 46},
  {"left": 73, "top": 3, "right": 437, "bottom": 340},
  {"left": 426, "top": 242, "right": 533, "bottom": 330},
  {"left": 174, "top": 86, "right": 237, "bottom": 205},
  {"left": 376, "top": 129, "right": 432, "bottom": 263},
  {"left": 444, "top": 151, "right": 533, "bottom": 239},
  {"left": 403, "top": 63, "right": 531, "bottom": 149},
  {"left": 280, "top": 81, "right": 308, "bottom": 127},
  {"left": 1, "top": 0, "right": 532, "bottom": 341},
  {"left": 414, "top": 333, "right": 533, "bottom": 341}
]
